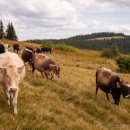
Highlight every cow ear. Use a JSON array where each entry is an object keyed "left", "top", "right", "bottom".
[
  {"left": 18, "top": 64, "right": 25, "bottom": 74},
  {"left": 0, "top": 67, "right": 6, "bottom": 74},
  {"left": 117, "top": 82, "right": 121, "bottom": 88},
  {"left": 49, "top": 64, "right": 54, "bottom": 68}
]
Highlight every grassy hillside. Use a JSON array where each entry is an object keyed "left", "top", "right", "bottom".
[
  {"left": 0, "top": 40, "right": 130, "bottom": 130},
  {"left": 89, "top": 36, "right": 126, "bottom": 40},
  {"left": 27, "top": 32, "right": 130, "bottom": 54}
]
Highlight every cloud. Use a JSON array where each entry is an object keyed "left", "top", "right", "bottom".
[{"left": 0, "top": 0, "right": 130, "bottom": 40}]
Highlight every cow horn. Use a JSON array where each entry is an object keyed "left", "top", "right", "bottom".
[
  {"left": 0, "top": 66, "right": 6, "bottom": 69},
  {"left": 125, "top": 95, "right": 130, "bottom": 99},
  {"left": 49, "top": 64, "right": 54, "bottom": 68},
  {"left": 116, "top": 82, "right": 121, "bottom": 88},
  {"left": 0, "top": 66, "right": 6, "bottom": 74},
  {"left": 18, "top": 64, "right": 26, "bottom": 70}
]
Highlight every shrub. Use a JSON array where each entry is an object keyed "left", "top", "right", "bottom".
[
  {"left": 101, "top": 46, "right": 120, "bottom": 59},
  {"left": 116, "top": 55, "right": 130, "bottom": 73},
  {"left": 101, "top": 49, "right": 111, "bottom": 58},
  {"left": 41, "top": 43, "right": 79, "bottom": 52}
]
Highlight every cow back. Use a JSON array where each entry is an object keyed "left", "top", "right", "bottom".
[{"left": 34, "top": 54, "right": 54, "bottom": 71}]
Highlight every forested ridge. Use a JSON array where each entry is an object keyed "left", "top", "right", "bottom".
[{"left": 27, "top": 32, "right": 130, "bottom": 54}]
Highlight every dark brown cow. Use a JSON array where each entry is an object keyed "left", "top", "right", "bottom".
[
  {"left": 32, "top": 53, "right": 60, "bottom": 79},
  {"left": 13, "top": 44, "right": 20, "bottom": 53},
  {"left": 96, "top": 67, "right": 130, "bottom": 105},
  {"left": 22, "top": 48, "right": 35, "bottom": 68}
]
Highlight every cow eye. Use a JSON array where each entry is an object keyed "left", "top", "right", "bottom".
[{"left": 6, "top": 75, "right": 9, "bottom": 78}]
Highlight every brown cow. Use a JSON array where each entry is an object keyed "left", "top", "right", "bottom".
[
  {"left": 32, "top": 53, "right": 60, "bottom": 79},
  {"left": 96, "top": 67, "right": 130, "bottom": 105}
]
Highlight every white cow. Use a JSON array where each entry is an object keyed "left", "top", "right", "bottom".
[
  {"left": 0, "top": 51, "right": 25, "bottom": 116},
  {"left": 1, "top": 43, "right": 9, "bottom": 52}
]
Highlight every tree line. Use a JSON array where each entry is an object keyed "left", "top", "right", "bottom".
[
  {"left": 0, "top": 20, "right": 18, "bottom": 40},
  {"left": 27, "top": 32, "right": 130, "bottom": 54}
]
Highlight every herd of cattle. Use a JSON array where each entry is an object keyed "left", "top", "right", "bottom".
[{"left": 0, "top": 43, "right": 130, "bottom": 117}]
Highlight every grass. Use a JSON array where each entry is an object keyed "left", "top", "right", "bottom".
[
  {"left": 41, "top": 43, "right": 79, "bottom": 52},
  {"left": 0, "top": 40, "right": 130, "bottom": 130}
]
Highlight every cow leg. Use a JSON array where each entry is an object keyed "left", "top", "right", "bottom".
[
  {"left": 12, "top": 89, "right": 19, "bottom": 116},
  {"left": 96, "top": 84, "right": 98, "bottom": 95},
  {"left": 106, "top": 93, "right": 110, "bottom": 101},
  {"left": 49, "top": 72, "right": 54, "bottom": 80},
  {"left": 111, "top": 91, "right": 120, "bottom": 105},
  {"left": 44, "top": 72, "right": 49, "bottom": 79},
  {"left": 28, "top": 62, "right": 32, "bottom": 68},
  {"left": 116, "top": 93, "right": 121, "bottom": 104},
  {"left": 5, "top": 90, "right": 11, "bottom": 105},
  {"left": 45, "top": 72, "right": 54, "bottom": 80},
  {"left": 41, "top": 72, "right": 45, "bottom": 78},
  {"left": 32, "top": 65, "right": 35, "bottom": 74}
]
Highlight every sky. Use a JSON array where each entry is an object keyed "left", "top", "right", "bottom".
[{"left": 0, "top": 0, "right": 130, "bottom": 40}]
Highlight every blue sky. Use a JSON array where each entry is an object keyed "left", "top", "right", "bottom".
[{"left": 0, "top": 0, "right": 130, "bottom": 40}]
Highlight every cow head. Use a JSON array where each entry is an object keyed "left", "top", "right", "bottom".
[
  {"left": 116, "top": 81, "right": 130, "bottom": 99},
  {"left": 49, "top": 64, "right": 61, "bottom": 78},
  {"left": 0, "top": 65, "right": 24, "bottom": 93}
]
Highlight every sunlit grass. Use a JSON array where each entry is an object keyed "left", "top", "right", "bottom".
[{"left": 0, "top": 40, "right": 130, "bottom": 130}]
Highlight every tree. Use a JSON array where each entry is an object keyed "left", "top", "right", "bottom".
[
  {"left": 0, "top": 20, "right": 5, "bottom": 39},
  {"left": 101, "top": 46, "right": 120, "bottom": 59},
  {"left": 110, "top": 45, "right": 120, "bottom": 59},
  {"left": 6, "top": 22, "right": 18, "bottom": 40}
]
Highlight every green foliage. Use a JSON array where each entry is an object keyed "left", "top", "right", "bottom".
[
  {"left": 0, "top": 20, "right": 5, "bottom": 39},
  {"left": 116, "top": 55, "right": 130, "bottom": 73},
  {"left": 101, "top": 49, "right": 111, "bottom": 58},
  {"left": 101, "top": 46, "right": 120, "bottom": 59},
  {"left": 41, "top": 43, "right": 79, "bottom": 52},
  {"left": 6, "top": 23, "right": 18, "bottom": 41}
]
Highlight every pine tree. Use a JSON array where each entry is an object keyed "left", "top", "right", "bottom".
[
  {"left": 6, "top": 22, "right": 18, "bottom": 40},
  {"left": 0, "top": 20, "right": 5, "bottom": 39}
]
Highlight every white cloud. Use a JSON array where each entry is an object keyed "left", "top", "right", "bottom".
[{"left": 0, "top": 0, "right": 130, "bottom": 40}]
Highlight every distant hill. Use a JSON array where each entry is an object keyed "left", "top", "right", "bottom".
[{"left": 27, "top": 32, "right": 130, "bottom": 54}]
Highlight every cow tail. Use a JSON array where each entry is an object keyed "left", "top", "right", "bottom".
[{"left": 96, "top": 70, "right": 98, "bottom": 84}]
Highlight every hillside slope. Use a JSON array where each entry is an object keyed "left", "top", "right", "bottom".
[
  {"left": 0, "top": 40, "right": 130, "bottom": 130},
  {"left": 27, "top": 32, "right": 130, "bottom": 54}
]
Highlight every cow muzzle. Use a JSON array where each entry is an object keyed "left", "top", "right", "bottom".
[
  {"left": 8, "top": 87, "right": 18, "bottom": 93},
  {"left": 57, "top": 75, "right": 60, "bottom": 78},
  {"left": 125, "top": 95, "right": 130, "bottom": 99}
]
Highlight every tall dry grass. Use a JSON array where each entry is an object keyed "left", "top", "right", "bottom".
[{"left": 0, "top": 40, "right": 130, "bottom": 130}]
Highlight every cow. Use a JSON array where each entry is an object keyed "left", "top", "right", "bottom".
[
  {"left": 0, "top": 43, "right": 10, "bottom": 52},
  {"left": 0, "top": 43, "right": 5, "bottom": 54},
  {"left": 13, "top": 44, "right": 20, "bottom": 53},
  {"left": 96, "top": 66, "right": 130, "bottom": 105},
  {"left": 32, "top": 53, "right": 60, "bottom": 79},
  {"left": 36, "top": 47, "right": 42, "bottom": 53},
  {"left": 36, "top": 47, "right": 52, "bottom": 53},
  {"left": 25, "top": 47, "right": 35, "bottom": 53},
  {"left": 41, "top": 47, "right": 52, "bottom": 53},
  {"left": 22, "top": 47, "right": 35, "bottom": 68},
  {"left": 0, "top": 51, "right": 25, "bottom": 116}
]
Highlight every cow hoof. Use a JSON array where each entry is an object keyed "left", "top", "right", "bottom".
[
  {"left": 114, "top": 103, "right": 119, "bottom": 105},
  {"left": 13, "top": 113, "right": 18, "bottom": 117},
  {"left": 7, "top": 100, "right": 11, "bottom": 106}
]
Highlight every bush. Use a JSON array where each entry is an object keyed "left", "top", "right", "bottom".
[
  {"left": 101, "top": 46, "right": 120, "bottom": 59},
  {"left": 41, "top": 43, "right": 79, "bottom": 52},
  {"left": 101, "top": 49, "right": 111, "bottom": 58},
  {"left": 116, "top": 55, "right": 130, "bottom": 73}
]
